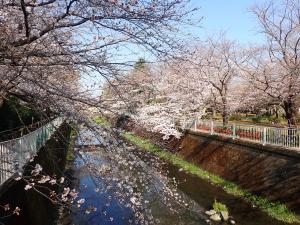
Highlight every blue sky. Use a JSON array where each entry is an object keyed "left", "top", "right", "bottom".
[
  {"left": 82, "top": 1, "right": 269, "bottom": 94},
  {"left": 128, "top": 0, "right": 268, "bottom": 63},
  {"left": 189, "top": 0, "right": 266, "bottom": 44}
]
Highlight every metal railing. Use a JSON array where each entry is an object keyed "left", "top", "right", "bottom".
[
  {"left": 0, "top": 118, "right": 64, "bottom": 185},
  {"left": 0, "top": 118, "right": 51, "bottom": 142},
  {"left": 182, "top": 119, "right": 300, "bottom": 149}
]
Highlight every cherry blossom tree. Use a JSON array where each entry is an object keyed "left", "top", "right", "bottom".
[
  {"left": 0, "top": 0, "right": 200, "bottom": 222},
  {"left": 103, "top": 57, "right": 210, "bottom": 138},
  {"left": 0, "top": 0, "right": 197, "bottom": 120},
  {"left": 103, "top": 36, "right": 246, "bottom": 137},
  {"left": 101, "top": 58, "right": 156, "bottom": 115},
  {"left": 192, "top": 36, "right": 241, "bottom": 126},
  {"left": 246, "top": 0, "right": 300, "bottom": 126}
]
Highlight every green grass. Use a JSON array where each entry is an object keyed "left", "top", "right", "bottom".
[
  {"left": 94, "top": 116, "right": 110, "bottom": 126},
  {"left": 122, "top": 132, "right": 300, "bottom": 224},
  {"left": 213, "top": 200, "right": 228, "bottom": 213}
]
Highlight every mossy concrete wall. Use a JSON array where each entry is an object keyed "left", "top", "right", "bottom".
[{"left": 180, "top": 130, "right": 300, "bottom": 214}]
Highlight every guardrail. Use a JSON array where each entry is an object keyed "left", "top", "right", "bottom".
[
  {"left": 183, "top": 119, "right": 300, "bottom": 149},
  {"left": 0, "top": 118, "right": 64, "bottom": 185}
]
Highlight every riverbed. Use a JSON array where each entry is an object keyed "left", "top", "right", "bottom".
[{"left": 58, "top": 148, "right": 210, "bottom": 225}]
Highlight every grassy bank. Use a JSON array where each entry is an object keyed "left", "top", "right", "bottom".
[{"left": 122, "top": 131, "right": 300, "bottom": 224}]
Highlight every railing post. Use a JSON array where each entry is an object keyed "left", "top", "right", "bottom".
[
  {"left": 263, "top": 127, "right": 267, "bottom": 145},
  {"left": 194, "top": 119, "right": 197, "bottom": 131},
  {"left": 298, "top": 131, "right": 300, "bottom": 149},
  {"left": 232, "top": 124, "right": 236, "bottom": 139},
  {"left": 17, "top": 139, "right": 22, "bottom": 172},
  {"left": 0, "top": 144, "right": 3, "bottom": 183},
  {"left": 210, "top": 120, "right": 214, "bottom": 135}
]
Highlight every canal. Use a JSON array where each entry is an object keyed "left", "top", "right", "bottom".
[
  {"left": 57, "top": 129, "right": 295, "bottom": 225},
  {"left": 0, "top": 128, "right": 295, "bottom": 225}
]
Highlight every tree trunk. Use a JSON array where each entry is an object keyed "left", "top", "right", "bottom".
[
  {"left": 222, "top": 111, "right": 229, "bottom": 126},
  {"left": 274, "top": 106, "right": 279, "bottom": 119},
  {"left": 282, "top": 99, "right": 298, "bottom": 127},
  {"left": 221, "top": 97, "right": 229, "bottom": 126},
  {"left": 212, "top": 108, "right": 216, "bottom": 118}
]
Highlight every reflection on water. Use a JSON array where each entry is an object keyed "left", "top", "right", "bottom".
[
  {"left": 65, "top": 158, "right": 136, "bottom": 225},
  {"left": 58, "top": 149, "right": 208, "bottom": 225},
  {"left": 58, "top": 133, "right": 296, "bottom": 225},
  {"left": 76, "top": 129, "right": 102, "bottom": 146}
]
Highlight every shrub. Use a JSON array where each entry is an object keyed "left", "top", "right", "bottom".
[
  {"left": 94, "top": 116, "right": 110, "bottom": 126},
  {"left": 251, "top": 116, "right": 262, "bottom": 123},
  {"left": 268, "top": 115, "right": 287, "bottom": 124},
  {"left": 229, "top": 114, "right": 242, "bottom": 121},
  {"left": 213, "top": 200, "right": 228, "bottom": 213}
]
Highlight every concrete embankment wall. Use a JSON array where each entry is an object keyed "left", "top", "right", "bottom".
[
  {"left": 180, "top": 130, "right": 300, "bottom": 214},
  {"left": 120, "top": 118, "right": 300, "bottom": 214}
]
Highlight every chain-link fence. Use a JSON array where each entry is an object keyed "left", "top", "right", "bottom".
[{"left": 0, "top": 118, "right": 63, "bottom": 185}]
